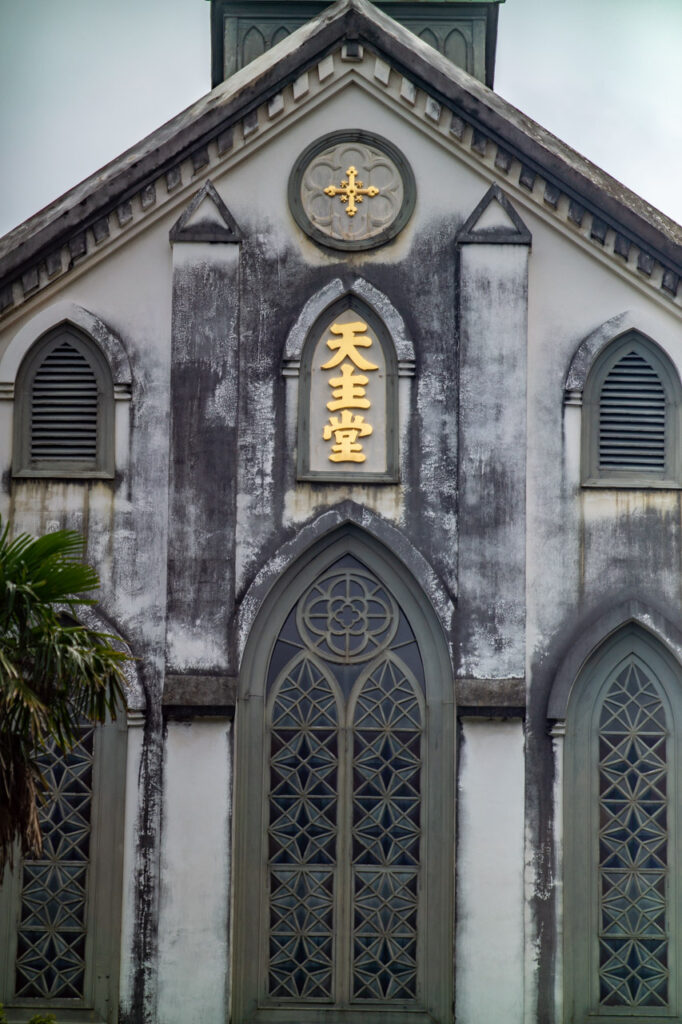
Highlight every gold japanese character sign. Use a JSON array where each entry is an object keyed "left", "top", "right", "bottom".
[
  {"left": 322, "top": 321, "right": 377, "bottom": 463},
  {"left": 301, "top": 307, "right": 394, "bottom": 480}
]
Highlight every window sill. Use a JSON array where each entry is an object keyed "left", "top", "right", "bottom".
[
  {"left": 1, "top": 1007, "right": 106, "bottom": 1024},
  {"left": 582, "top": 478, "right": 682, "bottom": 490},
  {"left": 12, "top": 469, "right": 114, "bottom": 481},
  {"left": 297, "top": 472, "right": 401, "bottom": 484}
]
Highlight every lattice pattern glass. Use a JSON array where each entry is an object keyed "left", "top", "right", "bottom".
[
  {"left": 15, "top": 729, "right": 94, "bottom": 998},
  {"left": 352, "top": 658, "right": 422, "bottom": 1000},
  {"left": 265, "top": 556, "right": 425, "bottom": 1008},
  {"left": 598, "top": 661, "right": 669, "bottom": 1007},
  {"left": 268, "top": 657, "right": 338, "bottom": 999}
]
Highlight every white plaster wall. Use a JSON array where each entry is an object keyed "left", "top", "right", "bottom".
[
  {"left": 211, "top": 82, "right": 485, "bottom": 261},
  {"left": 0, "top": 218, "right": 176, "bottom": 661},
  {"left": 455, "top": 719, "right": 525, "bottom": 1023},
  {"left": 4, "top": 75, "right": 677, "bottom": 668},
  {"left": 0, "top": 56, "right": 680, "bottom": 1018},
  {"left": 157, "top": 720, "right": 232, "bottom": 1024},
  {"left": 118, "top": 714, "right": 146, "bottom": 1018},
  {"left": 524, "top": 203, "right": 682, "bottom": 666},
  {"left": 458, "top": 242, "right": 528, "bottom": 678}
]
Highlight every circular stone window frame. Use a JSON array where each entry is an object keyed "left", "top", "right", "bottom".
[{"left": 288, "top": 130, "right": 417, "bottom": 252}]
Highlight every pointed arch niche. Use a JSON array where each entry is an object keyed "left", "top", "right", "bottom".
[
  {"left": 0, "top": 302, "right": 132, "bottom": 482},
  {"left": 284, "top": 281, "right": 414, "bottom": 485},
  {"left": 563, "top": 624, "right": 682, "bottom": 1021},
  {"left": 300, "top": 296, "right": 398, "bottom": 482},
  {"left": 232, "top": 528, "right": 454, "bottom": 1024},
  {"left": 563, "top": 314, "right": 682, "bottom": 490},
  {"left": 582, "top": 332, "right": 682, "bottom": 487}
]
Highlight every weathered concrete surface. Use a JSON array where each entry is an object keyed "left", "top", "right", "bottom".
[
  {"left": 457, "top": 241, "right": 529, "bottom": 679},
  {"left": 456, "top": 718, "right": 525, "bottom": 1022},
  {"left": 0, "top": 13, "right": 680, "bottom": 1022},
  {"left": 166, "top": 241, "right": 240, "bottom": 674},
  {"left": 157, "top": 720, "right": 232, "bottom": 1024}
]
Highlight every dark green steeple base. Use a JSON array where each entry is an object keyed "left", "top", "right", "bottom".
[{"left": 209, "top": 0, "right": 503, "bottom": 89}]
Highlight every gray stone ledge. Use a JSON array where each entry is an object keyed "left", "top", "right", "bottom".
[
  {"left": 163, "top": 673, "right": 237, "bottom": 707},
  {"left": 456, "top": 677, "right": 526, "bottom": 709}
]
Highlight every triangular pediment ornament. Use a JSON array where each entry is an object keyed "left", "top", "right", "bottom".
[
  {"left": 1, "top": 0, "right": 679, "bottom": 317},
  {"left": 456, "top": 184, "right": 531, "bottom": 245},
  {"left": 169, "top": 180, "right": 243, "bottom": 243}
]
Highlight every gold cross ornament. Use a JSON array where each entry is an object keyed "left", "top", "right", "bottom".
[{"left": 324, "top": 165, "right": 380, "bottom": 217}]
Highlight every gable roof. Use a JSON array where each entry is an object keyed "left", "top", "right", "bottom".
[{"left": 1, "top": 0, "right": 680, "bottom": 318}]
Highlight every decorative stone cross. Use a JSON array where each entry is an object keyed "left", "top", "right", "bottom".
[{"left": 324, "top": 165, "right": 380, "bottom": 217}]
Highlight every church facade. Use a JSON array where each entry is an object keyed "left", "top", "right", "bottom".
[{"left": 1, "top": 1, "right": 682, "bottom": 1021}]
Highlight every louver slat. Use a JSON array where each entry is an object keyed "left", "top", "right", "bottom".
[
  {"left": 599, "top": 351, "right": 666, "bottom": 472},
  {"left": 31, "top": 341, "right": 99, "bottom": 461}
]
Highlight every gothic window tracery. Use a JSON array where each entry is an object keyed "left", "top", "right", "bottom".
[
  {"left": 0, "top": 720, "right": 126, "bottom": 1022},
  {"left": 597, "top": 662, "right": 669, "bottom": 1006},
  {"left": 565, "top": 628, "right": 682, "bottom": 1022},
  {"left": 233, "top": 545, "right": 453, "bottom": 1023},
  {"left": 14, "top": 731, "right": 95, "bottom": 999}
]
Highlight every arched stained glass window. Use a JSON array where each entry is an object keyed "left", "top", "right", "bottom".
[
  {"left": 565, "top": 628, "right": 682, "bottom": 1022},
  {"left": 267, "top": 657, "right": 339, "bottom": 1000},
  {"left": 233, "top": 542, "right": 453, "bottom": 1024},
  {"left": 14, "top": 730, "right": 96, "bottom": 999},
  {"left": 0, "top": 720, "right": 126, "bottom": 1022},
  {"left": 351, "top": 654, "right": 423, "bottom": 1001},
  {"left": 598, "top": 661, "right": 669, "bottom": 1007}
]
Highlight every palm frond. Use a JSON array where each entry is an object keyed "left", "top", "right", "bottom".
[{"left": 0, "top": 518, "right": 130, "bottom": 879}]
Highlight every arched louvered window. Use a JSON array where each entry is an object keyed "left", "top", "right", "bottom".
[
  {"left": 13, "top": 326, "right": 114, "bottom": 478},
  {"left": 233, "top": 540, "right": 454, "bottom": 1024},
  {"left": 582, "top": 332, "right": 681, "bottom": 487},
  {"left": 564, "top": 627, "right": 682, "bottom": 1022}
]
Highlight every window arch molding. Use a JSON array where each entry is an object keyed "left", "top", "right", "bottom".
[
  {"left": 76, "top": 603, "right": 145, "bottom": 712},
  {"left": 548, "top": 599, "right": 682, "bottom": 720},
  {"left": 564, "top": 624, "right": 682, "bottom": 1021},
  {"left": 232, "top": 526, "right": 454, "bottom": 1024},
  {"left": 235, "top": 509, "right": 455, "bottom": 668},
  {"left": 564, "top": 311, "right": 680, "bottom": 396},
  {"left": 282, "top": 276, "right": 415, "bottom": 366},
  {"left": 0, "top": 302, "right": 132, "bottom": 388}
]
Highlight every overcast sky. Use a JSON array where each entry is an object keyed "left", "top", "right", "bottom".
[{"left": 1, "top": 0, "right": 681, "bottom": 238}]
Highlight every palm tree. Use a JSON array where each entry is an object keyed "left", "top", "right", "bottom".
[{"left": 0, "top": 521, "right": 129, "bottom": 879}]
